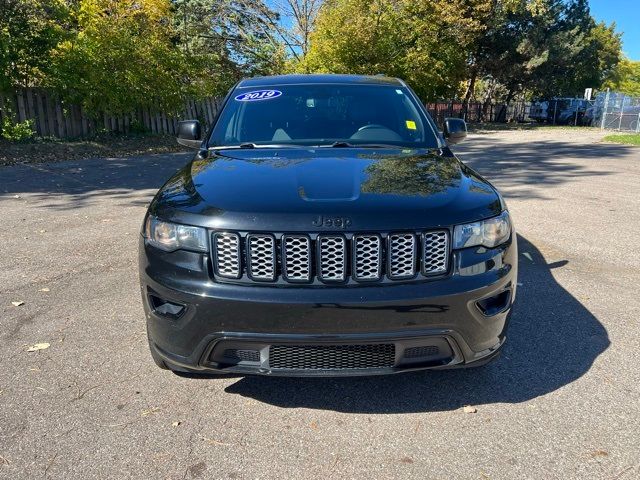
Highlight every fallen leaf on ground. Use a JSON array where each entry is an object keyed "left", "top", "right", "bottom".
[
  {"left": 590, "top": 450, "right": 608, "bottom": 458},
  {"left": 27, "top": 343, "right": 50, "bottom": 352},
  {"left": 171, "top": 421, "right": 181, "bottom": 427},
  {"left": 141, "top": 407, "right": 160, "bottom": 416},
  {"left": 11, "top": 301, "right": 24, "bottom": 306},
  {"left": 202, "top": 437, "right": 232, "bottom": 446},
  {"left": 400, "top": 456, "right": 414, "bottom": 464},
  {"left": 40, "top": 288, "right": 50, "bottom": 292},
  {"left": 463, "top": 405, "right": 477, "bottom": 414},
  {"left": 309, "top": 420, "right": 319, "bottom": 430}
]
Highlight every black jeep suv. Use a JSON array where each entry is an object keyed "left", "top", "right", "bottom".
[{"left": 139, "top": 74, "right": 517, "bottom": 376}]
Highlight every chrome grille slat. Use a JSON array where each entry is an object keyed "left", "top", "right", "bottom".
[
  {"left": 422, "top": 231, "right": 449, "bottom": 275},
  {"left": 213, "top": 233, "right": 241, "bottom": 278},
  {"left": 388, "top": 233, "right": 417, "bottom": 279},
  {"left": 318, "top": 236, "right": 346, "bottom": 281},
  {"left": 247, "top": 234, "right": 276, "bottom": 280},
  {"left": 283, "top": 235, "right": 311, "bottom": 282},
  {"left": 353, "top": 235, "right": 381, "bottom": 280}
]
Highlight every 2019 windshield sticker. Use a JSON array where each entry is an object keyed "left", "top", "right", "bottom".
[{"left": 234, "top": 90, "right": 282, "bottom": 102}]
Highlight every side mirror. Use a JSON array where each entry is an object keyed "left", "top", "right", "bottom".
[
  {"left": 443, "top": 118, "right": 467, "bottom": 145},
  {"left": 177, "top": 120, "right": 202, "bottom": 149}
]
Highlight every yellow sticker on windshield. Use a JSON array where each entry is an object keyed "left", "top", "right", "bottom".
[{"left": 406, "top": 120, "right": 417, "bottom": 130}]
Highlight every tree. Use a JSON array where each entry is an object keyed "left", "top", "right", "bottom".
[
  {"left": 462, "top": 0, "right": 621, "bottom": 111},
  {"left": 172, "top": 0, "right": 288, "bottom": 80},
  {"left": 272, "top": 0, "right": 323, "bottom": 59},
  {"left": 50, "top": 0, "right": 205, "bottom": 115},
  {"left": 603, "top": 58, "right": 640, "bottom": 97},
  {"left": 0, "top": 0, "right": 72, "bottom": 92},
  {"left": 301, "top": 0, "right": 468, "bottom": 100}
]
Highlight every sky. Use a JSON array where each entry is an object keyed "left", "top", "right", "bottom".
[{"left": 589, "top": 0, "right": 640, "bottom": 60}]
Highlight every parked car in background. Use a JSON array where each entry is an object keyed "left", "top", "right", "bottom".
[
  {"left": 582, "top": 106, "right": 597, "bottom": 126},
  {"left": 529, "top": 101, "right": 548, "bottom": 123},
  {"left": 547, "top": 98, "right": 591, "bottom": 125}
]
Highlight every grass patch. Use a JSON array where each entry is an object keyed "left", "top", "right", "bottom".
[
  {"left": 0, "top": 133, "right": 187, "bottom": 166},
  {"left": 602, "top": 133, "right": 640, "bottom": 146},
  {"left": 467, "top": 122, "right": 598, "bottom": 133}
]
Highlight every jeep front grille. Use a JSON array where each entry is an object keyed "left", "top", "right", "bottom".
[
  {"left": 247, "top": 234, "right": 276, "bottom": 281},
  {"left": 388, "top": 233, "right": 417, "bottom": 279},
  {"left": 422, "top": 231, "right": 449, "bottom": 275},
  {"left": 318, "top": 236, "right": 347, "bottom": 281},
  {"left": 353, "top": 235, "right": 381, "bottom": 281},
  {"left": 210, "top": 231, "right": 449, "bottom": 285},
  {"left": 213, "top": 232, "right": 241, "bottom": 278},
  {"left": 283, "top": 235, "right": 311, "bottom": 281}
]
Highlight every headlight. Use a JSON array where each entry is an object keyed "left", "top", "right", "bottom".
[
  {"left": 453, "top": 211, "right": 511, "bottom": 249},
  {"left": 144, "top": 216, "right": 208, "bottom": 252}
]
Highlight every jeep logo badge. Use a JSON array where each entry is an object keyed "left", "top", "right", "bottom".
[{"left": 312, "top": 215, "right": 352, "bottom": 229}]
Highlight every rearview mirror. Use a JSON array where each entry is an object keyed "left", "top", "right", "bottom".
[
  {"left": 443, "top": 118, "right": 467, "bottom": 145},
  {"left": 177, "top": 120, "right": 202, "bottom": 149}
]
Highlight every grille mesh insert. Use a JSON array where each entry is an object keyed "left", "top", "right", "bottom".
[
  {"left": 388, "top": 233, "right": 417, "bottom": 278},
  {"left": 422, "top": 231, "right": 449, "bottom": 275},
  {"left": 353, "top": 235, "right": 381, "bottom": 280},
  {"left": 247, "top": 235, "right": 276, "bottom": 280},
  {"left": 213, "top": 233, "right": 240, "bottom": 278},
  {"left": 283, "top": 235, "right": 311, "bottom": 281},
  {"left": 318, "top": 236, "right": 346, "bottom": 281},
  {"left": 269, "top": 344, "right": 395, "bottom": 370}
]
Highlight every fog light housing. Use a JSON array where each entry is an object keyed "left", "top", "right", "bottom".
[
  {"left": 476, "top": 290, "right": 511, "bottom": 316},
  {"left": 148, "top": 294, "right": 185, "bottom": 319}
]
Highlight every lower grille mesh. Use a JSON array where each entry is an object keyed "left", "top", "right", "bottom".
[
  {"left": 223, "top": 349, "right": 260, "bottom": 362},
  {"left": 403, "top": 346, "right": 439, "bottom": 358},
  {"left": 269, "top": 344, "right": 395, "bottom": 370}
]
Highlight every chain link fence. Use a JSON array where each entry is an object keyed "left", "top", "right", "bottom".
[{"left": 594, "top": 91, "right": 640, "bottom": 133}]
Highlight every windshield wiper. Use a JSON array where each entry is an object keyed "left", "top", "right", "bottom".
[
  {"left": 330, "top": 141, "right": 353, "bottom": 148},
  {"left": 210, "top": 143, "right": 298, "bottom": 150},
  {"left": 324, "top": 141, "right": 400, "bottom": 149}
]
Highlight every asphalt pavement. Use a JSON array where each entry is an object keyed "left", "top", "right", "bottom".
[{"left": 1, "top": 128, "right": 639, "bottom": 479}]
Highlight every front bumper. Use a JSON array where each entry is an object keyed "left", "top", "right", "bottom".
[{"left": 140, "top": 234, "right": 517, "bottom": 376}]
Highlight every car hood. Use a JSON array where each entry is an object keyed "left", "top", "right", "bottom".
[{"left": 150, "top": 148, "right": 502, "bottom": 231}]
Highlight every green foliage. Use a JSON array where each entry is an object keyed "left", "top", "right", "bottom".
[
  {"left": 48, "top": 0, "right": 197, "bottom": 115},
  {"left": 300, "top": 0, "right": 469, "bottom": 100},
  {"left": 172, "top": 0, "right": 288, "bottom": 83},
  {"left": 1, "top": 118, "right": 35, "bottom": 141},
  {"left": 0, "top": 0, "right": 73, "bottom": 91},
  {"left": 0, "top": 0, "right": 627, "bottom": 121},
  {"left": 302, "top": 0, "right": 622, "bottom": 103},
  {"left": 603, "top": 58, "right": 640, "bottom": 97}
]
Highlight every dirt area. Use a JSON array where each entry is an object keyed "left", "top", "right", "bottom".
[{"left": 0, "top": 134, "right": 186, "bottom": 167}]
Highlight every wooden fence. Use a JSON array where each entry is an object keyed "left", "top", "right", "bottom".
[{"left": 0, "top": 89, "right": 223, "bottom": 139}]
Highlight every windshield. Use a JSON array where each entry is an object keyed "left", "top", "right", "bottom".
[{"left": 209, "top": 84, "right": 439, "bottom": 148}]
